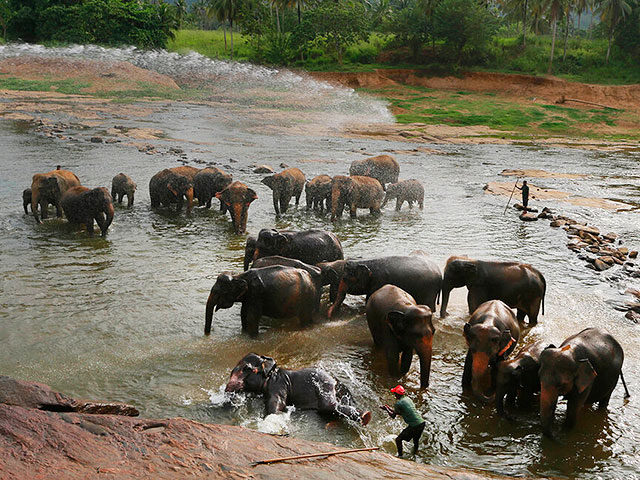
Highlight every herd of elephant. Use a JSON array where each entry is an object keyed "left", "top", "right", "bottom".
[
  {"left": 23, "top": 154, "right": 419, "bottom": 237},
  {"left": 211, "top": 228, "right": 630, "bottom": 438},
  {"left": 23, "top": 156, "right": 629, "bottom": 440}
]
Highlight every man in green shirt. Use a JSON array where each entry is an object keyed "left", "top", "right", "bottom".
[{"left": 381, "top": 385, "right": 426, "bottom": 457}]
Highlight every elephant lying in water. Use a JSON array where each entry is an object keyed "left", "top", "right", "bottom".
[
  {"left": 226, "top": 353, "right": 371, "bottom": 425},
  {"left": 205, "top": 265, "right": 320, "bottom": 337}
]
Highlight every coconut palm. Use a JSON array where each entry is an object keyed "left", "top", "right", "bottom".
[
  {"left": 175, "top": 0, "right": 188, "bottom": 28},
  {"left": 598, "top": 0, "right": 635, "bottom": 63},
  {"left": 545, "top": 0, "right": 565, "bottom": 73},
  {"left": 209, "top": 0, "right": 239, "bottom": 58}
]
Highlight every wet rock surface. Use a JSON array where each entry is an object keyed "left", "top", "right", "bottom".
[{"left": 0, "top": 376, "right": 517, "bottom": 480}]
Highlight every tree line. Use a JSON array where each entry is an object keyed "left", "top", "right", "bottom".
[{"left": 1, "top": 0, "right": 638, "bottom": 71}]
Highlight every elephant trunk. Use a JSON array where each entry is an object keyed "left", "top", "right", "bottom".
[
  {"left": 225, "top": 372, "right": 244, "bottom": 393},
  {"left": 495, "top": 385, "right": 508, "bottom": 416},
  {"left": 330, "top": 187, "right": 341, "bottom": 221},
  {"left": 101, "top": 201, "right": 115, "bottom": 237},
  {"left": 416, "top": 336, "right": 433, "bottom": 389},
  {"left": 471, "top": 352, "right": 494, "bottom": 402},
  {"left": 440, "top": 284, "right": 451, "bottom": 317},
  {"left": 185, "top": 187, "right": 194, "bottom": 214},
  {"left": 540, "top": 385, "right": 558, "bottom": 437},
  {"left": 205, "top": 291, "right": 217, "bottom": 335},
  {"left": 327, "top": 279, "right": 348, "bottom": 318}
]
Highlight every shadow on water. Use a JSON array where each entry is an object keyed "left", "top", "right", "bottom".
[{"left": 0, "top": 45, "right": 639, "bottom": 479}]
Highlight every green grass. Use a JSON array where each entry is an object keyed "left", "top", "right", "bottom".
[
  {"left": 362, "top": 85, "right": 626, "bottom": 136},
  {"left": 167, "top": 29, "right": 251, "bottom": 61},
  {"left": 0, "top": 77, "right": 91, "bottom": 94}
]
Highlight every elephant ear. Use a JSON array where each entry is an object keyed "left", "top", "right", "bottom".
[
  {"left": 576, "top": 359, "right": 597, "bottom": 394},
  {"left": 275, "top": 233, "right": 288, "bottom": 250},
  {"left": 231, "top": 278, "right": 249, "bottom": 300},
  {"left": 249, "top": 274, "right": 265, "bottom": 293},
  {"left": 463, "top": 323, "right": 472, "bottom": 343},
  {"left": 498, "top": 329, "right": 516, "bottom": 357},
  {"left": 262, "top": 176, "right": 275, "bottom": 189},
  {"left": 355, "top": 264, "right": 372, "bottom": 283},
  {"left": 245, "top": 188, "right": 258, "bottom": 203},
  {"left": 387, "top": 311, "right": 406, "bottom": 336},
  {"left": 461, "top": 261, "right": 478, "bottom": 284},
  {"left": 260, "top": 356, "right": 277, "bottom": 377}
]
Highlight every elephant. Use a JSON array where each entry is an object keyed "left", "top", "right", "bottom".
[
  {"left": 215, "top": 181, "right": 257, "bottom": 234},
  {"left": 226, "top": 353, "right": 371, "bottom": 424},
  {"left": 111, "top": 173, "right": 137, "bottom": 207},
  {"left": 305, "top": 174, "right": 332, "bottom": 212},
  {"left": 366, "top": 284, "right": 435, "bottom": 388},
  {"left": 440, "top": 257, "right": 546, "bottom": 325},
  {"left": 243, "top": 236, "right": 257, "bottom": 271},
  {"left": 262, "top": 167, "right": 305, "bottom": 215},
  {"left": 60, "top": 186, "right": 115, "bottom": 237},
  {"left": 30, "top": 169, "right": 81, "bottom": 223},
  {"left": 538, "top": 328, "right": 629, "bottom": 437},
  {"left": 193, "top": 167, "right": 232, "bottom": 210},
  {"left": 330, "top": 175, "right": 384, "bottom": 221},
  {"left": 204, "top": 265, "right": 320, "bottom": 337},
  {"left": 495, "top": 340, "right": 545, "bottom": 417},
  {"left": 251, "top": 256, "right": 323, "bottom": 307},
  {"left": 462, "top": 300, "right": 520, "bottom": 402},
  {"left": 381, "top": 179, "right": 424, "bottom": 211},
  {"left": 349, "top": 154, "right": 399, "bottom": 190},
  {"left": 323, "top": 252, "right": 442, "bottom": 318},
  {"left": 250, "top": 228, "right": 344, "bottom": 268},
  {"left": 22, "top": 188, "right": 32, "bottom": 214},
  {"left": 149, "top": 167, "right": 195, "bottom": 214}
]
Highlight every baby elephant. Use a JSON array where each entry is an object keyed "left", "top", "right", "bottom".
[
  {"left": 111, "top": 173, "right": 137, "bottom": 207},
  {"left": 61, "top": 186, "right": 115, "bottom": 237},
  {"left": 495, "top": 341, "right": 545, "bottom": 417},
  {"left": 381, "top": 179, "right": 424, "bottom": 211},
  {"left": 226, "top": 353, "right": 371, "bottom": 425},
  {"left": 205, "top": 265, "right": 320, "bottom": 337},
  {"left": 366, "top": 285, "right": 435, "bottom": 388},
  {"left": 22, "top": 188, "right": 32, "bottom": 214}
]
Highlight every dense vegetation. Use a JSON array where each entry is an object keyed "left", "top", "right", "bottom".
[
  {"left": 0, "top": 0, "right": 638, "bottom": 82},
  {"left": 0, "top": 0, "right": 177, "bottom": 48}
]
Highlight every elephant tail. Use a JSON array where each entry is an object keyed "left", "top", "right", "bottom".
[
  {"left": 621, "top": 371, "right": 631, "bottom": 398},
  {"left": 436, "top": 288, "right": 441, "bottom": 306},
  {"left": 542, "top": 276, "right": 546, "bottom": 316}
]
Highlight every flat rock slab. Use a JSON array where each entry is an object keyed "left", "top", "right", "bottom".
[
  {"left": 0, "top": 376, "right": 525, "bottom": 480},
  {"left": 519, "top": 212, "right": 539, "bottom": 221}
]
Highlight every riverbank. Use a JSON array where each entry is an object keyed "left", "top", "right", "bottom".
[
  {"left": 1, "top": 55, "right": 639, "bottom": 149},
  {"left": 0, "top": 375, "right": 521, "bottom": 479}
]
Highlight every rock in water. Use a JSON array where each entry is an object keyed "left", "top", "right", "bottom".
[
  {"left": 519, "top": 212, "right": 538, "bottom": 221},
  {"left": 254, "top": 165, "right": 274, "bottom": 174},
  {"left": 593, "top": 259, "right": 612, "bottom": 271}
]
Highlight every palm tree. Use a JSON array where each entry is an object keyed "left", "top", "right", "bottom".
[
  {"left": 545, "top": 0, "right": 564, "bottom": 73},
  {"left": 210, "top": 0, "right": 239, "bottom": 59},
  {"left": 598, "top": 0, "right": 635, "bottom": 63},
  {"left": 575, "top": 0, "right": 588, "bottom": 33},
  {"left": 562, "top": 0, "right": 573, "bottom": 60},
  {"left": 175, "top": 0, "right": 188, "bottom": 29}
]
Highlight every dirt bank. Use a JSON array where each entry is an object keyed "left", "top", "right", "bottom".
[
  {"left": 0, "top": 376, "right": 523, "bottom": 480},
  {"left": 309, "top": 70, "right": 640, "bottom": 112},
  {"left": 0, "top": 56, "right": 179, "bottom": 93}
]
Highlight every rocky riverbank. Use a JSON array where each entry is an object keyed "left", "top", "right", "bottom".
[{"left": 0, "top": 376, "right": 528, "bottom": 480}]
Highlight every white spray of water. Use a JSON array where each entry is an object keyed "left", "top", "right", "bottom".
[{"left": 0, "top": 43, "right": 393, "bottom": 125}]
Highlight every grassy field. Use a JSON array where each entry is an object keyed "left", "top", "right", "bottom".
[
  {"left": 360, "top": 84, "right": 640, "bottom": 140},
  {"left": 167, "top": 30, "right": 251, "bottom": 62},
  {"left": 167, "top": 29, "right": 640, "bottom": 85}
]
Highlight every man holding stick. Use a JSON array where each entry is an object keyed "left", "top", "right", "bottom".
[
  {"left": 381, "top": 385, "right": 425, "bottom": 458},
  {"left": 516, "top": 180, "right": 530, "bottom": 210}
]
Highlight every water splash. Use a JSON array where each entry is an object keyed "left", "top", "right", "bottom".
[{"left": 0, "top": 43, "right": 393, "bottom": 126}]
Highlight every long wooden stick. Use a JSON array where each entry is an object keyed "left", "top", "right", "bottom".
[
  {"left": 503, "top": 178, "right": 520, "bottom": 215},
  {"left": 252, "top": 446, "right": 379, "bottom": 466},
  {"left": 557, "top": 96, "right": 619, "bottom": 110}
]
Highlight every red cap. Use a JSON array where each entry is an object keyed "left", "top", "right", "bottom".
[{"left": 390, "top": 385, "right": 405, "bottom": 395}]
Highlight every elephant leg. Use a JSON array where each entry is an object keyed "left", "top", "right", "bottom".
[
  {"left": 408, "top": 201, "right": 413, "bottom": 209},
  {"left": 598, "top": 384, "right": 616, "bottom": 410},
  {"left": 244, "top": 305, "right": 262, "bottom": 337},
  {"left": 128, "top": 194, "right": 134, "bottom": 207},
  {"left": 299, "top": 306, "right": 313, "bottom": 327},
  {"left": 206, "top": 196, "right": 212, "bottom": 209},
  {"left": 56, "top": 202, "right": 63, "bottom": 218},
  {"left": 565, "top": 390, "right": 589, "bottom": 429},
  {"left": 527, "top": 301, "right": 540, "bottom": 326},
  {"left": 220, "top": 201, "right": 227, "bottom": 214},
  {"left": 350, "top": 203, "right": 357, "bottom": 218},
  {"left": 272, "top": 194, "right": 280, "bottom": 215},
  {"left": 40, "top": 200, "right": 49, "bottom": 219},
  {"left": 85, "top": 220, "right": 95, "bottom": 236},
  {"left": 516, "top": 309, "right": 527, "bottom": 323},
  {"left": 396, "top": 199, "right": 401, "bottom": 211},
  {"left": 462, "top": 350, "right": 472, "bottom": 388},
  {"left": 240, "top": 303, "right": 249, "bottom": 332},
  {"left": 384, "top": 340, "right": 401, "bottom": 378},
  {"left": 280, "top": 195, "right": 291, "bottom": 213},
  {"left": 176, "top": 197, "right": 184, "bottom": 212},
  {"left": 400, "top": 349, "right": 413, "bottom": 376},
  {"left": 295, "top": 192, "right": 301, "bottom": 205},
  {"left": 419, "top": 199, "right": 424, "bottom": 209},
  {"left": 329, "top": 283, "right": 338, "bottom": 303}
]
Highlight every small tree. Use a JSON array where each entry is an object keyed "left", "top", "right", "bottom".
[
  {"left": 433, "top": 0, "right": 498, "bottom": 64},
  {"left": 293, "top": 1, "right": 369, "bottom": 64},
  {"left": 599, "top": 0, "right": 636, "bottom": 63},
  {"left": 0, "top": 0, "right": 13, "bottom": 41}
]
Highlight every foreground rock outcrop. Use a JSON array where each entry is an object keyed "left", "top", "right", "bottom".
[{"left": 0, "top": 376, "right": 520, "bottom": 479}]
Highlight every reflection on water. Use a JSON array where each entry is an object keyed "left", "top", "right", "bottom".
[{"left": 1, "top": 51, "right": 640, "bottom": 480}]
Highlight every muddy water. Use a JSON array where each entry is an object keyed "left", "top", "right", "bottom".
[{"left": 1, "top": 49, "right": 640, "bottom": 479}]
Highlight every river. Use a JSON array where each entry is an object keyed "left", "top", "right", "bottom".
[{"left": 0, "top": 45, "right": 639, "bottom": 479}]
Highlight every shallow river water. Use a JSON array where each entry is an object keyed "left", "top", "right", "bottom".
[{"left": 1, "top": 46, "right": 640, "bottom": 479}]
